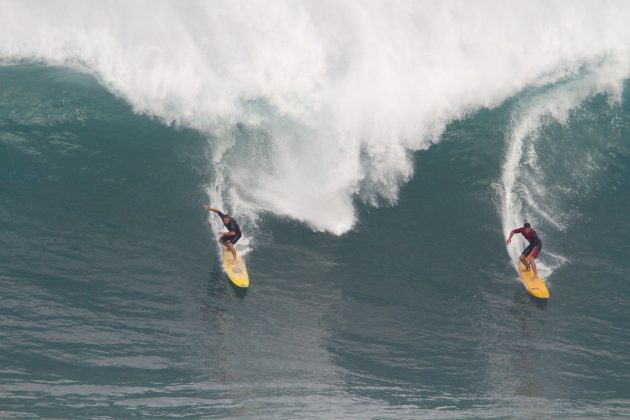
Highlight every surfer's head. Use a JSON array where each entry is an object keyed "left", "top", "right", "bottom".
[
  {"left": 222, "top": 215, "right": 231, "bottom": 224},
  {"left": 523, "top": 222, "right": 531, "bottom": 229}
]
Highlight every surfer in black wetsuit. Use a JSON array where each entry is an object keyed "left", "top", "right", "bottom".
[
  {"left": 203, "top": 205, "right": 242, "bottom": 264},
  {"left": 505, "top": 222, "right": 542, "bottom": 278}
]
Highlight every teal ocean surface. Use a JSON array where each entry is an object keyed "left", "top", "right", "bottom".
[{"left": 2, "top": 2, "right": 630, "bottom": 418}]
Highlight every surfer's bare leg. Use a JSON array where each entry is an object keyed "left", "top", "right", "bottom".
[
  {"left": 218, "top": 239, "right": 237, "bottom": 264},
  {"left": 226, "top": 243, "right": 237, "bottom": 264},
  {"left": 528, "top": 245, "right": 540, "bottom": 277},
  {"left": 519, "top": 254, "right": 530, "bottom": 270},
  {"left": 527, "top": 257, "right": 538, "bottom": 278},
  {"left": 217, "top": 238, "right": 229, "bottom": 254}
]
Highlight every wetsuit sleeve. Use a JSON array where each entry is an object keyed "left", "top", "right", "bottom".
[
  {"left": 216, "top": 211, "right": 226, "bottom": 219},
  {"left": 513, "top": 228, "right": 524, "bottom": 234}
]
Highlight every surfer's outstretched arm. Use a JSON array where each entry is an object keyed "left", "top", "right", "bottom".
[{"left": 203, "top": 204, "right": 221, "bottom": 214}]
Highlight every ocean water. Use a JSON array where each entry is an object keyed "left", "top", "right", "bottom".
[{"left": 1, "top": 1, "right": 630, "bottom": 418}]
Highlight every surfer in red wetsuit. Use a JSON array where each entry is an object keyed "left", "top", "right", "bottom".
[
  {"left": 203, "top": 205, "right": 242, "bottom": 264},
  {"left": 505, "top": 222, "right": 542, "bottom": 278}
]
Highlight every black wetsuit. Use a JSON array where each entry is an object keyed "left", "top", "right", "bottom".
[{"left": 217, "top": 211, "right": 242, "bottom": 244}]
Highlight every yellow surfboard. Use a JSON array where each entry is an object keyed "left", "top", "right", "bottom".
[
  {"left": 518, "top": 261, "right": 549, "bottom": 299},
  {"left": 223, "top": 249, "right": 249, "bottom": 288}
]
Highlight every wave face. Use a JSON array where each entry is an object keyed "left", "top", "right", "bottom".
[
  {"left": 3, "top": 0, "right": 630, "bottom": 235},
  {"left": 2, "top": 3, "right": 630, "bottom": 418}
]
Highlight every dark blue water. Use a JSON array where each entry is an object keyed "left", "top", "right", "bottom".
[{"left": 1, "top": 64, "right": 630, "bottom": 418}]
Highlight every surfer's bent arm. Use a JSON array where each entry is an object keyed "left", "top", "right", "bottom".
[{"left": 505, "top": 230, "right": 517, "bottom": 245}]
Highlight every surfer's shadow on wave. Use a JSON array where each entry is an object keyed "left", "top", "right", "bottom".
[
  {"left": 513, "top": 290, "right": 548, "bottom": 310},
  {"left": 206, "top": 263, "right": 247, "bottom": 301},
  {"left": 527, "top": 293, "right": 548, "bottom": 309},
  {"left": 228, "top": 281, "right": 248, "bottom": 300}
]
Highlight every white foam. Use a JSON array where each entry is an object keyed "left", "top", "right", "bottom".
[
  {"left": 499, "top": 57, "right": 629, "bottom": 277},
  {"left": 3, "top": 0, "right": 630, "bottom": 237}
]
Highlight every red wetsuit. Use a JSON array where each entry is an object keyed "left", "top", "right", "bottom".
[{"left": 513, "top": 227, "right": 542, "bottom": 258}]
